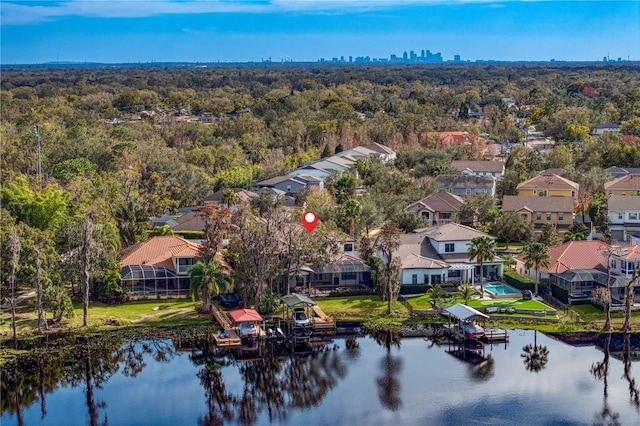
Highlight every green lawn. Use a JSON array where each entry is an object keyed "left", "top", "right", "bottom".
[
  {"left": 407, "top": 294, "right": 554, "bottom": 312},
  {"left": 0, "top": 298, "right": 205, "bottom": 336},
  {"left": 315, "top": 296, "right": 409, "bottom": 320}
]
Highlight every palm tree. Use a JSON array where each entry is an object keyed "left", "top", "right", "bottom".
[
  {"left": 458, "top": 282, "right": 479, "bottom": 306},
  {"left": 189, "top": 260, "right": 230, "bottom": 312},
  {"left": 426, "top": 284, "right": 447, "bottom": 310},
  {"left": 521, "top": 242, "right": 550, "bottom": 297},
  {"left": 501, "top": 254, "right": 516, "bottom": 270},
  {"left": 467, "top": 236, "right": 497, "bottom": 297},
  {"left": 521, "top": 330, "right": 549, "bottom": 373},
  {"left": 221, "top": 189, "right": 238, "bottom": 210},
  {"left": 342, "top": 198, "right": 361, "bottom": 237}
]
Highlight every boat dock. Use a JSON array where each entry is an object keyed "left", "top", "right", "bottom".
[
  {"left": 484, "top": 327, "right": 509, "bottom": 342},
  {"left": 211, "top": 305, "right": 242, "bottom": 348}
]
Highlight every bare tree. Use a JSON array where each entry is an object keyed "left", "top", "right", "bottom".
[
  {"left": 8, "top": 227, "right": 21, "bottom": 348},
  {"left": 378, "top": 222, "right": 402, "bottom": 315},
  {"left": 622, "top": 267, "right": 639, "bottom": 332},
  {"left": 81, "top": 217, "right": 94, "bottom": 327},
  {"left": 35, "top": 244, "right": 47, "bottom": 333}
]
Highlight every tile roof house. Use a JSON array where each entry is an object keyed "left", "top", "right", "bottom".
[
  {"left": 435, "top": 175, "right": 496, "bottom": 197},
  {"left": 514, "top": 240, "right": 605, "bottom": 282},
  {"left": 404, "top": 192, "right": 465, "bottom": 226},
  {"left": 202, "top": 188, "right": 258, "bottom": 209},
  {"left": 451, "top": 160, "right": 505, "bottom": 180},
  {"left": 607, "top": 195, "right": 640, "bottom": 242},
  {"left": 386, "top": 223, "right": 504, "bottom": 286},
  {"left": 516, "top": 172, "right": 579, "bottom": 200},
  {"left": 604, "top": 173, "right": 640, "bottom": 196},
  {"left": 501, "top": 195, "right": 574, "bottom": 236},
  {"left": 119, "top": 235, "right": 229, "bottom": 298}
]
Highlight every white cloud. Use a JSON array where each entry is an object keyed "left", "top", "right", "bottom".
[{"left": 1, "top": 0, "right": 519, "bottom": 25}]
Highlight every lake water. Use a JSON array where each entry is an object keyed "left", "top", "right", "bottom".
[{"left": 2, "top": 329, "right": 639, "bottom": 426}]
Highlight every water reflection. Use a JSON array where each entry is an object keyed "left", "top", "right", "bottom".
[
  {"left": 521, "top": 330, "right": 549, "bottom": 373},
  {"left": 373, "top": 330, "right": 403, "bottom": 411},
  {"left": 3, "top": 329, "right": 640, "bottom": 425}
]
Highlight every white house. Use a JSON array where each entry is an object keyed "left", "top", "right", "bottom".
[{"left": 607, "top": 195, "right": 640, "bottom": 242}]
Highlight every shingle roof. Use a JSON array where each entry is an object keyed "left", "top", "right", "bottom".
[
  {"left": 604, "top": 173, "right": 640, "bottom": 191},
  {"left": 608, "top": 195, "right": 640, "bottom": 211},
  {"left": 435, "top": 174, "right": 496, "bottom": 189},
  {"left": 255, "top": 175, "right": 304, "bottom": 187},
  {"left": 502, "top": 195, "right": 574, "bottom": 213},
  {"left": 517, "top": 172, "right": 579, "bottom": 191},
  {"left": 401, "top": 253, "right": 449, "bottom": 269},
  {"left": 405, "top": 191, "right": 465, "bottom": 212},
  {"left": 451, "top": 160, "right": 505, "bottom": 174},
  {"left": 202, "top": 188, "right": 258, "bottom": 204},
  {"left": 516, "top": 240, "right": 605, "bottom": 274},
  {"left": 120, "top": 236, "right": 202, "bottom": 272},
  {"left": 414, "top": 223, "right": 493, "bottom": 242},
  {"left": 172, "top": 210, "right": 206, "bottom": 232}
]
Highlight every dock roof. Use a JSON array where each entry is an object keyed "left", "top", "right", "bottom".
[
  {"left": 445, "top": 304, "right": 489, "bottom": 321},
  {"left": 229, "top": 308, "right": 263, "bottom": 323}
]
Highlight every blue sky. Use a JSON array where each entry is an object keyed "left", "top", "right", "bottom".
[{"left": 1, "top": 1, "right": 639, "bottom": 64}]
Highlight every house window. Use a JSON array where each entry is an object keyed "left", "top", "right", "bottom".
[
  {"left": 543, "top": 190, "right": 548, "bottom": 196},
  {"left": 536, "top": 213, "right": 542, "bottom": 221},
  {"left": 343, "top": 243, "right": 353, "bottom": 252},
  {"left": 440, "top": 212, "right": 451, "bottom": 220},
  {"left": 546, "top": 213, "right": 552, "bottom": 221},
  {"left": 465, "top": 188, "right": 471, "bottom": 195},
  {"left": 558, "top": 212, "right": 564, "bottom": 221},
  {"left": 521, "top": 214, "right": 528, "bottom": 219},
  {"left": 618, "top": 213, "right": 624, "bottom": 220},
  {"left": 421, "top": 211, "right": 430, "bottom": 219},
  {"left": 177, "top": 258, "right": 194, "bottom": 273},
  {"left": 341, "top": 271, "right": 356, "bottom": 280},
  {"left": 412, "top": 274, "right": 418, "bottom": 284},
  {"left": 445, "top": 243, "right": 455, "bottom": 253},
  {"left": 533, "top": 190, "right": 537, "bottom": 195},
  {"left": 608, "top": 190, "right": 613, "bottom": 196},
  {"left": 571, "top": 191, "right": 575, "bottom": 197},
  {"left": 286, "top": 185, "right": 291, "bottom": 192},
  {"left": 611, "top": 260, "right": 617, "bottom": 269},
  {"left": 629, "top": 212, "right": 638, "bottom": 220}
]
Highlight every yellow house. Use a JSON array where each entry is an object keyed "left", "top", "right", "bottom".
[{"left": 516, "top": 171, "right": 579, "bottom": 200}]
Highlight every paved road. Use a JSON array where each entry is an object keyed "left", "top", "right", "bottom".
[{"left": 1, "top": 290, "right": 36, "bottom": 309}]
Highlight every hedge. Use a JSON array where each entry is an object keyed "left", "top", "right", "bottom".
[
  {"left": 551, "top": 283, "right": 569, "bottom": 304},
  {"left": 503, "top": 270, "right": 535, "bottom": 292},
  {"left": 173, "top": 231, "right": 204, "bottom": 239}
]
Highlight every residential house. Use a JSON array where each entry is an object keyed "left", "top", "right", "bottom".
[
  {"left": 404, "top": 192, "right": 465, "bottom": 225},
  {"left": 605, "top": 166, "right": 640, "bottom": 179},
  {"left": 514, "top": 240, "right": 605, "bottom": 283},
  {"left": 631, "top": 232, "right": 640, "bottom": 245},
  {"left": 308, "top": 253, "right": 373, "bottom": 290},
  {"left": 451, "top": 160, "right": 505, "bottom": 180},
  {"left": 149, "top": 214, "right": 178, "bottom": 229},
  {"left": 501, "top": 195, "right": 574, "bottom": 236},
  {"left": 435, "top": 175, "right": 496, "bottom": 197},
  {"left": 607, "top": 195, "right": 640, "bottom": 242},
  {"left": 547, "top": 244, "right": 640, "bottom": 304},
  {"left": 202, "top": 188, "right": 258, "bottom": 210},
  {"left": 252, "top": 175, "right": 308, "bottom": 194},
  {"left": 516, "top": 172, "right": 579, "bottom": 200},
  {"left": 592, "top": 123, "right": 621, "bottom": 135},
  {"left": 119, "top": 236, "right": 204, "bottom": 297},
  {"left": 387, "top": 223, "right": 504, "bottom": 287},
  {"left": 604, "top": 173, "right": 640, "bottom": 196}
]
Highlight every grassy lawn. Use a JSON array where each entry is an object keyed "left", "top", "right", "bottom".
[
  {"left": 407, "top": 294, "right": 554, "bottom": 312},
  {"left": 0, "top": 298, "right": 205, "bottom": 337},
  {"left": 315, "top": 296, "right": 409, "bottom": 320}
]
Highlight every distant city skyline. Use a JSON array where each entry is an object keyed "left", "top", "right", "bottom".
[{"left": 1, "top": 1, "right": 639, "bottom": 65}]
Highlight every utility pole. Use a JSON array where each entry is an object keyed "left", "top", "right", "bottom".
[{"left": 33, "top": 124, "right": 42, "bottom": 190}]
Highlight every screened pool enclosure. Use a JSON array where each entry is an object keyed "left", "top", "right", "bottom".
[{"left": 120, "top": 265, "right": 190, "bottom": 297}]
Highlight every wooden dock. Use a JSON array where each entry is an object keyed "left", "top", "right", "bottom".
[{"left": 211, "top": 305, "right": 242, "bottom": 348}]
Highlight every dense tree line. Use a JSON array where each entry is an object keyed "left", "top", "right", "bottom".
[{"left": 2, "top": 63, "right": 640, "bottom": 325}]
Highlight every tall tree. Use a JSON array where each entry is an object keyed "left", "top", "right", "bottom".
[
  {"left": 467, "top": 236, "right": 496, "bottom": 297},
  {"left": 195, "top": 202, "right": 231, "bottom": 263},
  {"left": 80, "top": 217, "right": 94, "bottom": 327},
  {"left": 521, "top": 242, "right": 550, "bottom": 297},
  {"left": 341, "top": 198, "right": 361, "bottom": 237},
  {"left": 35, "top": 244, "right": 46, "bottom": 333},
  {"left": 622, "top": 268, "right": 639, "bottom": 332},
  {"left": 537, "top": 223, "right": 563, "bottom": 246},
  {"left": 378, "top": 222, "right": 402, "bottom": 315},
  {"left": 490, "top": 211, "right": 534, "bottom": 249},
  {"left": 7, "top": 227, "right": 21, "bottom": 348}
]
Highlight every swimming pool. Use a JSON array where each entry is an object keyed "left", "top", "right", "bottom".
[{"left": 484, "top": 283, "right": 521, "bottom": 296}]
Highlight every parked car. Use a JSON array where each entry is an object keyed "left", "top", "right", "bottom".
[
  {"left": 238, "top": 322, "right": 258, "bottom": 339},
  {"left": 293, "top": 308, "right": 311, "bottom": 327},
  {"left": 462, "top": 322, "right": 485, "bottom": 339},
  {"left": 522, "top": 290, "right": 532, "bottom": 300},
  {"left": 219, "top": 292, "right": 242, "bottom": 308}
]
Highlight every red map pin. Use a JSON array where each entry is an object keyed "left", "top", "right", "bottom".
[{"left": 302, "top": 211, "right": 318, "bottom": 232}]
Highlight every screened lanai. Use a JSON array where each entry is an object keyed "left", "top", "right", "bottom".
[{"left": 120, "top": 265, "right": 190, "bottom": 297}]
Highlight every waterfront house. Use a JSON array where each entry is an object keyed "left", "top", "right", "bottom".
[{"left": 451, "top": 160, "right": 505, "bottom": 180}]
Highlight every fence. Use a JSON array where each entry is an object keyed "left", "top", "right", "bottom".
[
  {"left": 397, "top": 295, "right": 413, "bottom": 314},
  {"left": 542, "top": 293, "right": 582, "bottom": 322}
]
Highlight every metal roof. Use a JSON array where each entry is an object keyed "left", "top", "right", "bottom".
[
  {"left": 444, "top": 304, "right": 489, "bottom": 321},
  {"left": 280, "top": 292, "right": 315, "bottom": 307},
  {"left": 228, "top": 308, "right": 263, "bottom": 323}
]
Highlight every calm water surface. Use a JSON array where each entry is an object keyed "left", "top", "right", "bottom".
[{"left": 2, "top": 330, "right": 639, "bottom": 426}]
